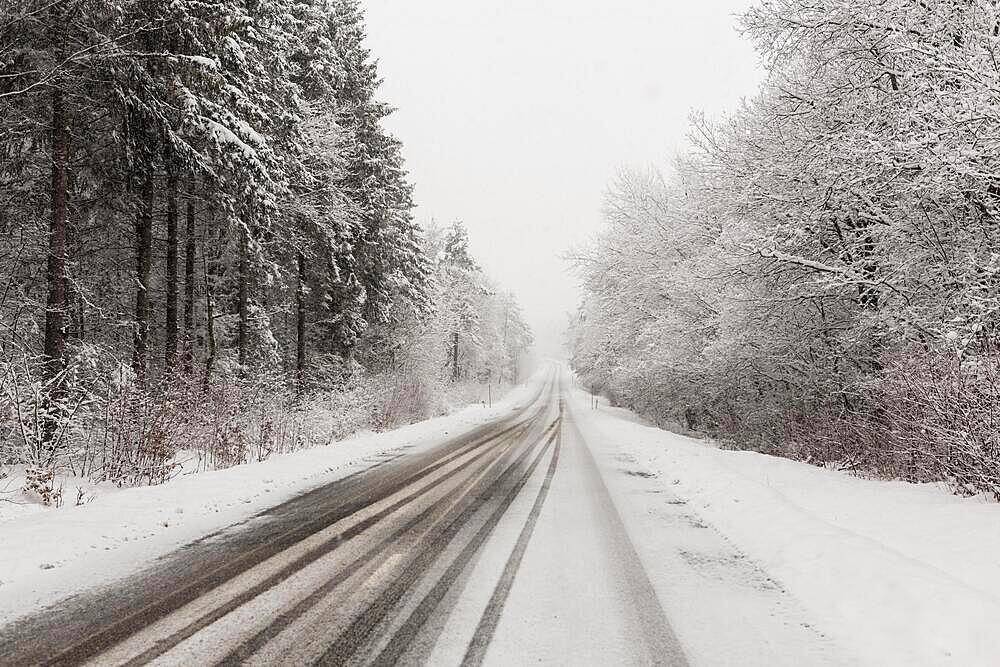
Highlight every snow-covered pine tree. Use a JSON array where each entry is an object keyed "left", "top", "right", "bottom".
[
  {"left": 322, "top": 0, "right": 430, "bottom": 356},
  {"left": 0, "top": 0, "right": 533, "bottom": 482}
]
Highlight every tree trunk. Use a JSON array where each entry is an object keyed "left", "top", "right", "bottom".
[
  {"left": 183, "top": 184, "right": 196, "bottom": 374},
  {"left": 66, "top": 201, "right": 87, "bottom": 344},
  {"left": 451, "top": 331, "right": 459, "bottom": 381},
  {"left": 43, "top": 88, "right": 68, "bottom": 382},
  {"left": 76, "top": 294, "right": 84, "bottom": 342},
  {"left": 296, "top": 250, "right": 307, "bottom": 390},
  {"left": 41, "top": 85, "right": 69, "bottom": 455},
  {"left": 133, "top": 174, "right": 154, "bottom": 387},
  {"left": 202, "top": 252, "right": 215, "bottom": 393},
  {"left": 164, "top": 161, "right": 179, "bottom": 372},
  {"left": 237, "top": 221, "right": 249, "bottom": 368}
]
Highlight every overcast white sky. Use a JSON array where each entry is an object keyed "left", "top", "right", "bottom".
[{"left": 363, "top": 0, "right": 763, "bottom": 356}]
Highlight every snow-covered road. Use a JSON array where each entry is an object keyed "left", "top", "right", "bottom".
[
  {"left": 1, "top": 367, "right": 691, "bottom": 665},
  {"left": 1, "top": 364, "right": 995, "bottom": 665},
  {"left": 1, "top": 367, "right": 678, "bottom": 665}
]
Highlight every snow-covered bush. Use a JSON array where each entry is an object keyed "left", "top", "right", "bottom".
[
  {"left": 367, "top": 371, "right": 438, "bottom": 432},
  {"left": 2, "top": 335, "right": 518, "bottom": 493},
  {"left": 95, "top": 380, "right": 184, "bottom": 486},
  {"left": 1, "top": 347, "right": 100, "bottom": 471},
  {"left": 853, "top": 349, "right": 1000, "bottom": 497},
  {"left": 21, "top": 466, "right": 61, "bottom": 507}
]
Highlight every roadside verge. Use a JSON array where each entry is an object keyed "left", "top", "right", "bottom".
[
  {"left": 568, "top": 383, "right": 1000, "bottom": 666},
  {"left": 0, "top": 374, "right": 543, "bottom": 625}
]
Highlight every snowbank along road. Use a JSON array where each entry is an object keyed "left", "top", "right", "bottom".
[{"left": 0, "top": 366, "right": 692, "bottom": 666}]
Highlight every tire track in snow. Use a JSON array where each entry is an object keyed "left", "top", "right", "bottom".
[
  {"left": 114, "top": 418, "right": 536, "bottom": 666},
  {"left": 323, "top": 418, "right": 563, "bottom": 665},
  {"left": 213, "top": 419, "right": 542, "bottom": 665},
  {"left": 1, "top": 374, "right": 557, "bottom": 667},
  {"left": 460, "top": 401, "right": 564, "bottom": 666},
  {"left": 563, "top": 400, "right": 690, "bottom": 667}
]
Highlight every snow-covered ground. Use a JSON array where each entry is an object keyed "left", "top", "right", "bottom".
[
  {"left": 0, "top": 378, "right": 540, "bottom": 625},
  {"left": 3, "top": 365, "right": 997, "bottom": 666},
  {"left": 571, "top": 384, "right": 1000, "bottom": 666}
]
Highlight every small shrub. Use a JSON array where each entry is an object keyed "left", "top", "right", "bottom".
[
  {"left": 784, "top": 346, "right": 1000, "bottom": 499},
  {"left": 22, "top": 466, "right": 61, "bottom": 507}
]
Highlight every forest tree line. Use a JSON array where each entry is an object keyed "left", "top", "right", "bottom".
[
  {"left": 0, "top": 0, "right": 531, "bottom": 494},
  {"left": 571, "top": 0, "right": 1000, "bottom": 497}
]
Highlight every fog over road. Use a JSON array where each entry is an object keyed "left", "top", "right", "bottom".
[{"left": 0, "top": 367, "right": 695, "bottom": 666}]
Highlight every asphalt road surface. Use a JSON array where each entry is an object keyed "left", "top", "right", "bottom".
[{"left": 0, "top": 367, "right": 688, "bottom": 666}]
